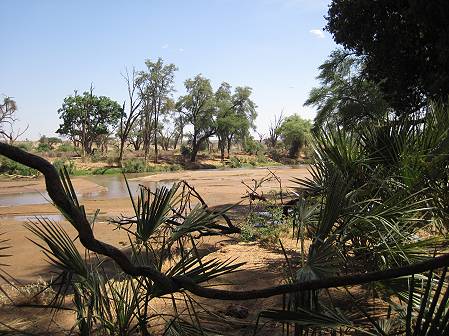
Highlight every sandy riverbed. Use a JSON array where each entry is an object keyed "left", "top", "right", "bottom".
[
  {"left": 0, "top": 166, "right": 310, "bottom": 282},
  {"left": 0, "top": 167, "right": 311, "bottom": 334}
]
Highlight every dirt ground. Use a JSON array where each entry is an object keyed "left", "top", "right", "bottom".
[{"left": 0, "top": 166, "right": 310, "bottom": 335}]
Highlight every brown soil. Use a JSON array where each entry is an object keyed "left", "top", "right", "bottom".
[{"left": 0, "top": 166, "right": 310, "bottom": 335}]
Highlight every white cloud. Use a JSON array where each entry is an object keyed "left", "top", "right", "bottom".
[
  {"left": 179, "top": 48, "right": 185, "bottom": 52},
  {"left": 309, "top": 29, "right": 325, "bottom": 39},
  {"left": 162, "top": 44, "right": 169, "bottom": 49}
]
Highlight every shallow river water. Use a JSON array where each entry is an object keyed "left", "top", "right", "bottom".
[{"left": 0, "top": 173, "right": 175, "bottom": 207}]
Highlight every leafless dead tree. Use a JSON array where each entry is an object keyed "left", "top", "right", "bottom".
[
  {"left": 118, "top": 68, "right": 143, "bottom": 163},
  {"left": 0, "top": 95, "right": 29, "bottom": 144},
  {"left": 268, "top": 111, "right": 284, "bottom": 148}
]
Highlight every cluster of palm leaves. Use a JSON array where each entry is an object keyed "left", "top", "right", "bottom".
[
  {"left": 22, "top": 174, "right": 243, "bottom": 335},
  {"left": 256, "top": 102, "right": 449, "bottom": 335}
]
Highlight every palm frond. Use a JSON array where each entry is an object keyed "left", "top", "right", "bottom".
[{"left": 25, "top": 217, "right": 88, "bottom": 278}]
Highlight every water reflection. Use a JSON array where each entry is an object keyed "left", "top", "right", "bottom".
[{"left": 0, "top": 174, "right": 176, "bottom": 207}]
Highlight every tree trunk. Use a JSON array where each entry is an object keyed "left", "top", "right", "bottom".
[
  {"left": 190, "top": 144, "right": 199, "bottom": 162},
  {"left": 153, "top": 115, "right": 158, "bottom": 164},
  {"left": 226, "top": 135, "right": 233, "bottom": 158},
  {"left": 218, "top": 137, "right": 225, "bottom": 161}
]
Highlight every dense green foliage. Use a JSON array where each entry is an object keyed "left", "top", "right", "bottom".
[
  {"left": 0, "top": 156, "right": 38, "bottom": 176},
  {"left": 216, "top": 83, "right": 257, "bottom": 160},
  {"left": 278, "top": 114, "right": 312, "bottom": 158},
  {"left": 305, "top": 49, "right": 389, "bottom": 129},
  {"left": 176, "top": 75, "right": 217, "bottom": 162},
  {"left": 256, "top": 102, "right": 449, "bottom": 334},
  {"left": 326, "top": 0, "right": 449, "bottom": 114},
  {"left": 57, "top": 89, "right": 122, "bottom": 156}
]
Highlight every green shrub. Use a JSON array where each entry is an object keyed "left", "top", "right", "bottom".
[
  {"left": 243, "top": 137, "right": 265, "bottom": 155},
  {"left": 90, "top": 152, "right": 106, "bottom": 163},
  {"left": 122, "top": 159, "right": 148, "bottom": 173},
  {"left": 241, "top": 208, "right": 288, "bottom": 244},
  {"left": 268, "top": 148, "right": 282, "bottom": 162},
  {"left": 36, "top": 142, "right": 52, "bottom": 152},
  {"left": 180, "top": 145, "right": 192, "bottom": 159},
  {"left": 16, "top": 142, "right": 33, "bottom": 152},
  {"left": 0, "top": 156, "right": 38, "bottom": 176},
  {"left": 168, "top": 164, "right": 182, "bottom": 172},
  {"left": 52, "top": 159, "right": 76, "bottom": 175},
  {"left": 228, "top": 156, "right": 242, "bottom": 168},
  {"left": 92, "top": 167, "right": 122, "bottom": 175},
  {"left": 56, "top": 143, "right": 76, "bottom": 153}
]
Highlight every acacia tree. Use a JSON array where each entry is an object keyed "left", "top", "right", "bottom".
[
  {"left": 216, "top": 84, "right": 257, "bottom": 160},
  {"left": 137, "top": 58, "right": 177, "bottom": 163},
  {"left": 326, "top": 0, "right": 449, "bottom": 114},
  {"left": 305, "top": 49, "right": 389, "bottom": 130},
  {"left": 56, "top": 88, "right": 122, "bottom": 156},
  {"left": 117, "top": 68, "right": 142, "bottom": 164},
  {"left": 176, "top": 75, "right": 217, "bottom": 162}
]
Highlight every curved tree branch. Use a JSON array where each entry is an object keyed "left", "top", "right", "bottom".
[{"left": 1, "top": 142, "right": 449, "bottom": 301}]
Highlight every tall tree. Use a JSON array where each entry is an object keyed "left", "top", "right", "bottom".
[
  {"left": 137, "top": 58, "right": 177, "bottom": 163},
  {"left": 215, "top": 82, "right": 233, "bottom": 160},
  {"left": 57, "top": 88, "right": 122, "bottom": 156},
  {"left": 176, "top": 75, "right": 216, "bottom": 162},
  {"left": 326, "top": 0, "right": 449, "bottom": 114},
  {"left": 117, "top": 68, "right": 142, "bottom": 164},
  {"left": 305, "top": 49, "right": 389, "bottom": 129},
  {"left": 216, "top": 84, "right": 257, "bottom": 160}
]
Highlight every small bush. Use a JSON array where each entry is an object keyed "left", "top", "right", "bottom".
[
  {"left": 256, "top": 154, "right": 269, "bottom": 164},
  {"left": 90, "top": 152, "right": 106, "bottom": 163},
  {"left": 0, "top": 156, "right": 38, "bottom": 176},
  {"left": 106, "top": 155, "right": 119, "bottom": 165},
  {"left": 52, "top": 159, "right": 76, "bottom": 175},
  {"left": 243, "top": 137, "right": 265, "bottom": 155},
  {"left": 168, "top": 164, "right": 183, "bottom": 172},
  {"left": 180, "top": 145, "right": 192, "bottom": 159},
  {"left": 241, "top": 207, "right": 289, "bottom": 244},
  {"left": 57, "top": 143, "right": 76, "bottom": 153},
  {"left": 92, "top": 167, "right": 122, "bottom": 175},
  {"left": 36, "top": 142, "right": 52, "bottom": 152},
  {"left": 16, "top": 142, "right": 33, "bottom": 152},
  {"left": 228, "top": 156, "right": 242, "bottom": 168},
  {"left": 122, "top": 158, "right": 148, "bottom": 173},
  {"left": 268, "top": 148, "right": 283, "bottom": 162}
]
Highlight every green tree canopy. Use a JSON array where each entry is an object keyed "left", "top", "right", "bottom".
[
  {"left": 305, "top": 49, "right": 389, "bottom": 129},
  {"left": 57, "top": 89, "right": 122, "bottom": 156},
  {"left": 216, "top": 83, "right": 257, "bottom": 159},
  {"left": 326, "top": 0, "right": 449, "bottom": 114},
  {"left": 278, "top": 114, "right": 312, "bottom": 158},
  {"left": 176, "top": 74, "right": 216, "bottom": 162},
  {"left": 137, "top": 58, "right": 177, "bottom": 162}
]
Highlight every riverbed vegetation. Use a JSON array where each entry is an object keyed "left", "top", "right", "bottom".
[{"left": 2, "top": 0, "right": 449, "bottom": 335}]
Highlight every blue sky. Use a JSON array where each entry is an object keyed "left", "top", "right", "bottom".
[{"left": 0, "top": 0, "right": 336, "bottom": 140}]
